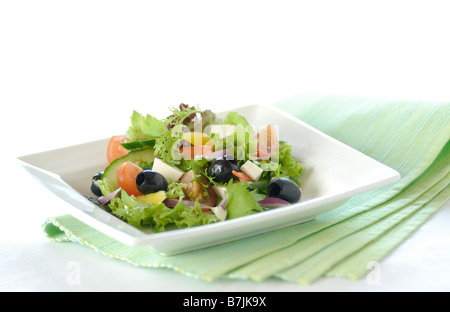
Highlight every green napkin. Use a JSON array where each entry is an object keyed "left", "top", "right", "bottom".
[{"left": 43, "top": 95, "right": 450, "bottom": 285}]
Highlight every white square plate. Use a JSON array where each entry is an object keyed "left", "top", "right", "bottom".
[{"left": 18, "top": 105, "right": 400, "bottom": 255}]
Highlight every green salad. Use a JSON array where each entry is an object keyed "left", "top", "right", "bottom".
[{"left": 90, "top": 104, "right": 302, "bottom": 232}]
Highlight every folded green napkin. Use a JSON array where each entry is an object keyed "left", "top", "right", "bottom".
[{"left": 43, "top": 95, "right": 450, "bottom": 285}]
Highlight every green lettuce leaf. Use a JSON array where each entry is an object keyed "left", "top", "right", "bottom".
[
  {"left": 226, "top": 182, "right": 263, "bottom": 219},
  {"left": 97, "top": 178, "right": 116, "bottom": 196},
  {"left": 117, "top": 191, "right": 219, "bottom": 232},
  {"left": 249, "top": 141, "right": 302, "bottom": 195},
  {"left": 170, "top": 200, "right": 220, "bottom": 230},
  {"left": 222, "top": 112, "right": 257, "bottom": 162},
  {"left": 127, "top": 110, "right": 165, "bottom": 141},
  {"left": 223, "top": 112, "right": 250, "bottom": 127},
  {"left": 97, "top": 179, "right": 219, "bottom": 231},
  {"left": 97, "top": 178, "right": 125, "bottom": 213},
  {"left": 166, "top": 182, "right": 188, "bottom": 199},
  {"left": 278, "top": 141, "right": 302, "bottom": 178},
  {"left": 154, "top": 105, "right": 202, "bottom": 164}
]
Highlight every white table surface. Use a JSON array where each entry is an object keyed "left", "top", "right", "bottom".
[{"left": 1, "top": 0, "right": 449, "bottom": 292}]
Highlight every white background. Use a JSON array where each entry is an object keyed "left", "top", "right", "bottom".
[{"left": 1, "top": 0, "right": 449, "bottom": 292}]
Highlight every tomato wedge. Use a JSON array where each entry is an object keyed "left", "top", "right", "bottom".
[
  {"left": 180, "top": 145, "right": 214, "bottom": 160},
  {"left": 107, "top": 135, "right": 131, "bottom": 164},
  {"left": 117, "top": 161, "right": 143, "bottom": 197}
]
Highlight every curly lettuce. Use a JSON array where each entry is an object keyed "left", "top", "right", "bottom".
[
  {"left": 278, "top": 141, "right": 302, "bottom": 182},
  {"left": 97, "top": 179, "right": 219, "bottom": 232},
  {"left": 116, "top": 190, "right": 220, "bottom": 232}
]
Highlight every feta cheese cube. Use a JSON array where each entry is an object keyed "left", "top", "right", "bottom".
[
  {"left": 213, "top": 186, "right": 228, "bottom": 199},
  {"left": 240, "top": 160, "right": 263, "bottom": 181},
  {"left": 152, "top": 158, "right": 185, "bottom": 182},
  {"left": 210, "top": 206, "right": 227, "bottom": 221}
]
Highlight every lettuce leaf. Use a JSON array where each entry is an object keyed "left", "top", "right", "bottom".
[
  {"left": 117, "top": 191, "right": 220, "bottom": 232},
  {"left": 97, "top": 178, "right": 116, "bottom": 196},
  {"left": 97, "top": 179, "right": 219, "bottom": 231},
  {"left": 127, "top": 110, "right": 165, "bottom": 141},
  {"left": 249, "top": 141, "right": 302, "bottom": 195},
  {"left": 154, "top": 105, "right": 202, "bottom": 164},
  {"left": 166, "top": 182, "right": 188, "bottom": 199},
  {"left": 226, "top": 182, "right": 263, "bottom": 219},
  {"left": 113, "top": 190, "right": 158, "bottom": 228},
  {"left": 200, "top": 109, "right": 219, "bottom": 130},
  {"left": 223, "top": 112, "right": 250, "bottom": 127},
  {"left": 170, "top": 200, "right": 220, "bottom": 230},
  {"left": 222, "top": 113, "right": 257, "bottom": 162},
  {"left": 278, "top": 141, "right": 302, "bottom": 179}
]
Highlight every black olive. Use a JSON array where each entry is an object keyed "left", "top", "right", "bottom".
[
  {"left": 207, "top": 159, "right": 234, "bottom": 184},
  {"left": 90, "top": 172, "right": 104, "bottom": 197},
  {"left": 136, "top": 170, "right": 168, "bottom": 195},
  {"left": 217, "top": 155, "right": 240, "bottom": 172},
  {"left": 267, "top": 178, "right": 301, "bottom": 204}
]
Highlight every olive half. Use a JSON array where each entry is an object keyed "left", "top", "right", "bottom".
[
  {"left": 91, "top": 172, "right": 104, "bottom": 197},
  {"left": 136, "top": 170, "right": 168, "bottom": 195},
  {"left": 267, "top": 178, "right": 301, "bottom": 204}
]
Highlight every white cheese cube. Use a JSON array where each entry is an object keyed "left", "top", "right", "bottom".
[
  {"left": 213, "top": 186, "right": 228, "bottom": 199},
  {"left": 152, "top": 158, "right": 185, "bottom": 182},
  {"left": 240, "top": 161, "right": 263, "bottom": 181},
  {"left": 210, "top": 198, "right": 228, "bottom": 221},
  {"left": 210, "top": 206, "right": 227, "bottom": 221}
]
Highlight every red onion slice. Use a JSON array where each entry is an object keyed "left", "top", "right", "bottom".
[
  {"left": 220, "top": 199, "right": 227, "bottom": 210},
  {"left": 164, "top": 199, "right": 213, "bottom": 212},
  {"left": 98, "top": 187, "right": 122, "bottom": 205}
]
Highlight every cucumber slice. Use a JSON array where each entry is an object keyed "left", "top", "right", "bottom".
[
  {"left": 121, "top": 139, "right": 156, "bottom": 150},
  {"left": 101, "top": 147, "right": 155, "bottom": 190}
]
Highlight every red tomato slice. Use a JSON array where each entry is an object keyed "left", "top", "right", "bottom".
[
  {"left": 117, "top": 161, "right": 143, "bottom": 197},
  {"left": 180, "top": 145, "right": 214, "bottom": 160},
  {"left": 107, "top": 136, "right": 131, "bottom": 164}
]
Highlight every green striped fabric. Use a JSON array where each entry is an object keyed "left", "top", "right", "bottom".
[{"left": 43, "top": 95, "right": 450, "bottom": 285}]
